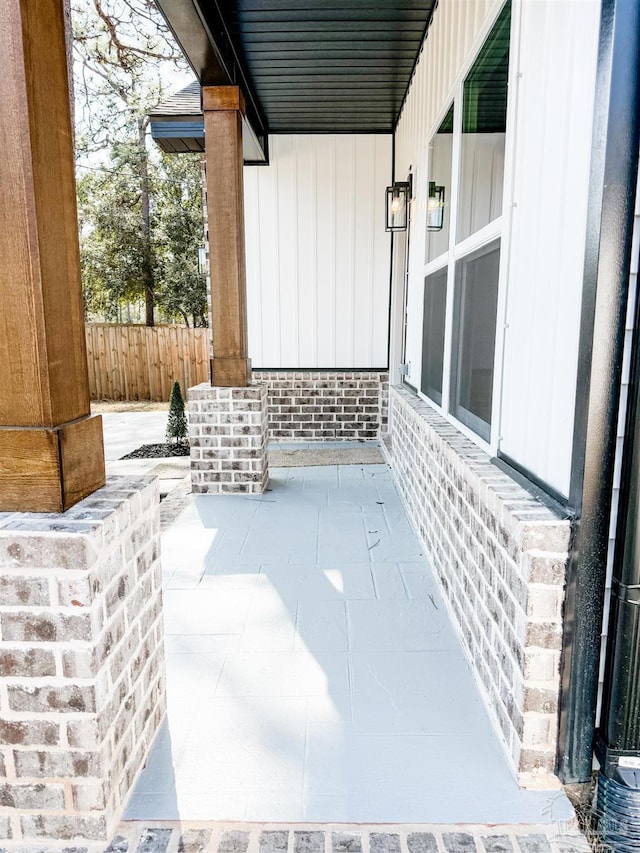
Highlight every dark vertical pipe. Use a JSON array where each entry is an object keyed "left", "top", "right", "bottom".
[
  {"left": 596, "top": 239, "right": 640, "bottom": 850},
  {"left": 558, "top": 0, "right": 640, "bottom": 783},
  {"left": 599, "top": 225, "right": 640, "bottom": 758}
]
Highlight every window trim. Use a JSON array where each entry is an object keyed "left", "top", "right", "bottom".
[
  {"left": 452, "top": 217, "right": 502, "bottom": 261},
  {"left": 410, "top": 0, "right": 517, "bottom": 457}
]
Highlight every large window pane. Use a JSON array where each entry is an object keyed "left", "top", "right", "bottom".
[
  {"left": 421, "top": 267, "right": 447, "bottom": 404},
  {"left": 425, "top": 105, "right": 453, "bottom": 263},
  {"left": 450, "top": 240, "right": 500, "bottom": 439},
  {"left": 457, "top": 3, "right": 511, "bottom": 243}
]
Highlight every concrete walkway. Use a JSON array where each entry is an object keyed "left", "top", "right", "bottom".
[
  {"left": 101, "top": 410, "right": 168, "bottom": 461},
  {"left": 121, "top": 461, "right": 574, "bottom": 825}
]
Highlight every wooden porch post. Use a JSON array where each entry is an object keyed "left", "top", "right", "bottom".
[
  {"left": 0, "top": 0, "right": 105, "bottom": 512},
  {"left": 203, "top": 86, "right": 252, "bottom": 387}
]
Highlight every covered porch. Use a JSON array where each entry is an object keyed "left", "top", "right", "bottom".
[
  {"left": 2, "top": 0, "right": 638, "bottom": 845},
  {"left": 124, "top": 449, "right": 572, "bottom": 824}
]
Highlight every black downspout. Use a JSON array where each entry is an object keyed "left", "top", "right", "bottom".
[
  {"left": 594, "top": 18, "right": 640, "bottom": 837},
  {"left": 596, "top": 235, "right": 640, "bottom": 848},
  {"left": 558, "top": 0, "right": 640, "bottom": 783}
]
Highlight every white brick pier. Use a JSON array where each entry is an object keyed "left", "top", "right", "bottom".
[
  {"left": 188, "top": 384, "right": 269, "bottom": 494},
  {"left": 0, "top": 477, "right": 165, "bottom": 844}
]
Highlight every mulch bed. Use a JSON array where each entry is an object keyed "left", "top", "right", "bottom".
[
  {"left": 270, "top": 447, "right": 384, "bottom": 467},
  {"left": 120, "top": 443, "right": 385, "bottom": 466},
  {"left": 120, "top": 443, "right": 190, "bottom": 459}
]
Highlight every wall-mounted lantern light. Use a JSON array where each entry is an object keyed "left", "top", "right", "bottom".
[
  {"left": 385, "top": 181, "right": 411, "bottom": 232},
  {"left": 427, "top": 181, "right": 446, "bottom": 231}
]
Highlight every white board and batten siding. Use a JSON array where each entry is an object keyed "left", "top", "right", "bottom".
[
  {"left": 395, "top": 0, "right": 601, "bottom": 497},
  {"left": 498, "top": 0, "right": 600, "bottom": 497},
  {"left": 244, "top": 134, "right": 392, "bottom": 369}
]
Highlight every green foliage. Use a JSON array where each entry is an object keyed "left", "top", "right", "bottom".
[
  {"left": 153, "top": 155, "right": 209, "bottom": 327},
  {"left": 72, "top": 0, "right": 206, "bottom": 326},
  {"left": 77, "top": 149, "right": 207, "bottom": 325},
  {"left": 77, "top": 144, "right": 152, "bottom": 319},
  {"left": 166, "top": 381, "right": 188, "bottom": 444}
]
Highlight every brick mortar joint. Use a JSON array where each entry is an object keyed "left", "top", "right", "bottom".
[
  {"left": 390, "top": 386, "right": 570, "bottom": 540},
  {"left": 0, "top": 480, "right": 159, "bottom": 561}
]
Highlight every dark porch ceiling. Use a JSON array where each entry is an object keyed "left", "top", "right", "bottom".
[{"left": 155, "top": 0, "right": 436, "bottom": 136}]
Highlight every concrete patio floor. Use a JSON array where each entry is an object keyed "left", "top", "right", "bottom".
[{"left": 120, "top": 456, "right": 574, "bottom": 825}]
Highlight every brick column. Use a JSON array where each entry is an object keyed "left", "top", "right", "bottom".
[
  {"left": 0, "top": 477, "right": 165, "bottom": 843},
  {"left": 188, "top": 384, "right": 269, "bottom": 494}
]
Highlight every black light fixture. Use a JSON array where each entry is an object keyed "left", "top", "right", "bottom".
[
  {"left": 427, "top": 181, "right": 446, "bottom": 231},
  {"left": 385, "top": 181, "right": 411, "bottom": 232}
]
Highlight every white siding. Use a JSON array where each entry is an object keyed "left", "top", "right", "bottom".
[
  {"left": 394, "top": 0, "right": 601, "bottom": 497},
  {"left": 498, "top": 0, "right": 600, "bottom": 496},
  {"left": 244, "top": 134, "right": 392, "bottom": 368}
]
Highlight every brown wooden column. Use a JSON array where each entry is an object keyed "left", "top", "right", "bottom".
[
  {"left": 0, "top": 0, "right": 105, "bottom": 512},
  {"left": 203, "top": 86, "right": 252, "bottom": 387}
]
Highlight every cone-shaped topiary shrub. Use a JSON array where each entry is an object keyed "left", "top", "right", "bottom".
[{"left": 166, "top": 380, "right": 188, "bottom": 444}]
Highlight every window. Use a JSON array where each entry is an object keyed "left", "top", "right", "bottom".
[
  {"left": 421, "top": 268, "right": 447, "bottom": 404},
  {"left": 458, "top": 5, "right": 510, "bottom": 242},
  {"left": 450, "top": 240, "right": 501, "bottom": 439},
  {"left": 418, "top": 1, "right": 511, "bottom": 444},
  {"left": 425, "top": 105, "right": 453, "bottom": 264}
]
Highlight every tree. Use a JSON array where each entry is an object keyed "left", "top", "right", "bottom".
[
  {"left": 72, "top": 0, "right": 182, "bottom": 150},
  {"left": 77, "top": 143, "right": 155, "bottom": 320},
  {"left": 71, "top": 0, "right": 194, "bottom": 326},
  {"left": 76, "top": 147, "right": 207, "bottom": 325},
  {"left": 154, "top": 155, "right": 208, "bottom": 327},
  {"left": 166, "top": 381, "right": 188, "bottom": 444}
]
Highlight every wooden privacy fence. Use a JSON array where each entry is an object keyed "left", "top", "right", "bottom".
[{"left": 85, "top": 324, "right": 209, "bottom": 401}]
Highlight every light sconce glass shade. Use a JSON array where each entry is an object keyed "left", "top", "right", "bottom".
[
  {"left": 427, "top": 181, "right": 446, "bottom": 231},
  {"left": 198, "top": 246, "right": 207, "bottom": 275},
  {"left": 385, "top": 181, "right": 411, "bottom": 232}
]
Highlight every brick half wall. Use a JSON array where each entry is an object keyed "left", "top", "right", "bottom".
[
  {"left": 253, "top": 370, "right": 389, "bottom": 441},
  {"left": 385, "top": 386, "right": 570, "bottom": 783},
  {"left": 0, "top": 477, "right": 165, "bottom": 843}
]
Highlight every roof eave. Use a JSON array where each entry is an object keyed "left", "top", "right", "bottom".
[
  {"left": 150, "top": 111, "right": 268, "bottom": 164},
  {"left": 154, "top": 0, "right": 268, "bottom": 162}
]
